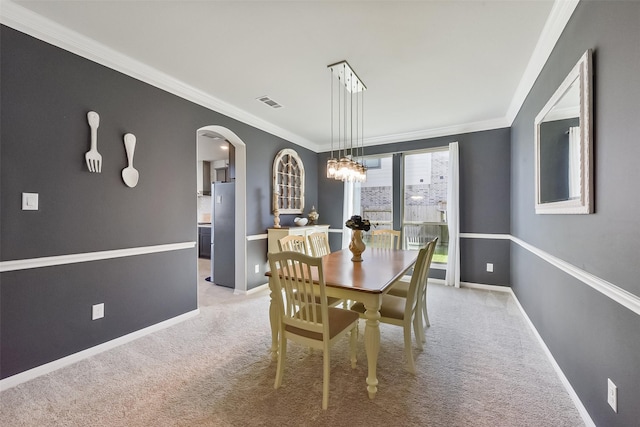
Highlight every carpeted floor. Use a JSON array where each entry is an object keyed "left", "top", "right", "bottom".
[{"left": 0, "top": 259, "right": 585, "bottom": 426}]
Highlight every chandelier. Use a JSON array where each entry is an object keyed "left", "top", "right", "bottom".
[{"left": 326, "top": 60, "right": 367, "bottom": 183}]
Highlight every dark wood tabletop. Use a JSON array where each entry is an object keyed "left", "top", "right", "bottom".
[
  {"left": 321, "top": 248, "right": 418, "bottom": 293},
  {"left": 267, "top": 248, "right": 418, "bottom": 294}
]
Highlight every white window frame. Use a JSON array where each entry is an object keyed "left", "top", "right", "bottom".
[{"left": 272, "top": 149, "right": 305, "bottom": 214}]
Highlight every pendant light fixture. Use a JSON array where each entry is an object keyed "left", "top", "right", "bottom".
[{"left": 327, "top": 60, "right": 367, "bottom": 183}]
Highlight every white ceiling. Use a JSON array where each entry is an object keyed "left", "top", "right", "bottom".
[{"left": 2, "top": 1, "right": 578, "bottom": 153}]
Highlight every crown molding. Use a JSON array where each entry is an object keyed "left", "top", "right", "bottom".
[
  {"left": 0, "top": 1, "right": 321, "bottom": 153},
  {"left": 324, "top": 116, "right": 511, "bottom": 152},
  {"left": 319, "top": 0, "right": 578, "bottom": 152},
  {"left": 505, "top": 0, "right": 580, "bottom": 124},
  {"left": 1, "top": 0, "right": 576, "bottom": 154}
]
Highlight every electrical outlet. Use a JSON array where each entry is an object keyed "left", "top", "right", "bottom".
[
  {"left": 92, "top": 303, "right": 104, "bottom": 320},
  {"left": 486, "top": 263, "right": 494, "bottom": 273},
  {"left": 254, "top": 264, "right": 260, "bottom": 274},
  {"left": 608, "top": 378, "right": 617, "bottom": 412}
]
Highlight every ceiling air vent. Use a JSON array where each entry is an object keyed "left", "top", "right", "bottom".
[{"left": 256, "top": 95, "right": 283, "bottom": 109}]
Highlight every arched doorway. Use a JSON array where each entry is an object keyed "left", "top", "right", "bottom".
[{"left": 196, "top": 126, "right": 247, "bottom": 293}]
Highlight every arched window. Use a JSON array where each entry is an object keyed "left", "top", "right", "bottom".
[{"left": 273, "top": 149, "right": 305, "bottom": 214}]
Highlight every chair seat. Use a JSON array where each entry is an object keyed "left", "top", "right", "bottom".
[
  {"left": 286, "top": 306, "right": 360, "bottom": 341},
  {"left": 350, "top": 294, "right": 406, "bottom": 321},
  {"left": 386, "top": 279, "right": 410, "bottom": 297},
  {"left": 387, "top": 276, "right": 430, "bottom": 329}
]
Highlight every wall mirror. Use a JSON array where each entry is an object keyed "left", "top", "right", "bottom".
[{"left": 535, "top": 49, "right": 593, "bottom": 214}]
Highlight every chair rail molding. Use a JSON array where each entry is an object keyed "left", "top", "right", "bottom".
[
  {"left": 510, "top": 235, "right": 640, "bottom": 316},
  {"left": 0, "top": 242, "right": 196, "bottom": 272},
  {"left": 463, "top": 233, "right": 640, "bottom": 316}
]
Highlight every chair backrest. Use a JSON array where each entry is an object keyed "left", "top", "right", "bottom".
[
  {"left": 404, "top": 238, "right": 438, "bottom": 317},
  {"left": 414, "top": 237, "right": 438, "bottom": 312},
  {"left": 307, "top": 232, "right": 331, "bottom": 257},
  {"left": 424, "top": 237, "right": 438, "bottom": 265},
  {"left": 278, "top": 235, "right": 307, "bottom": 254},
  {"left": 268, "top": 251, "right": 328, "bottom": 338},
  {"left": 422, "top": 237, "right": 437, "bottom": 283},
  {"left": 402, "top": 247, "right": 429, "bottom": 317},
  {"left": 404, "top": 224, "right": 425, "bottom": 250},
  {"left": 371, "top": 229, "right": 401, "bottom": 249}
]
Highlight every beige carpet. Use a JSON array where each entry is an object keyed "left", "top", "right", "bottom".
[{"left": 0, "top": 259, "right": 585, "bottom": 426}]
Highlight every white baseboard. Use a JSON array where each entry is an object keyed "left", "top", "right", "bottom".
[
  {"left": 234, "top": 282, "right": 269, "bottom": 295},
  {"left": 460, "top": 281, "right": 512, "bottom": 292},
  {"left": 436, "top": 280, "right": 594, "bottom": 426},
  {"left": 427, "top": 279, "right": 511, "bottom": 293},
  {"left": 508, "top": 289, "right": 595, "bottom": 427},
  {"left": 0, "top": 309, "right": 200, "bottom": 391}
]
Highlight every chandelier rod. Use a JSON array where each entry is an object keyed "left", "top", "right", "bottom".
[{"left": 329, "top": 66, "right": 334, "bottom": 159}]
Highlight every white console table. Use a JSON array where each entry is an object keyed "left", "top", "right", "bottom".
[{"left": 267, "top": 225, "right": 330, "bottom": 254}]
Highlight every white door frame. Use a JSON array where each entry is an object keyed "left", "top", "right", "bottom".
[{"left": 197, "top": 126, "right": 247, "bottom": 293}]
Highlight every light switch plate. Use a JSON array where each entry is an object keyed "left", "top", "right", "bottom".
[{"left": 22, "top": 193, "right": 39, "bottom": 211}]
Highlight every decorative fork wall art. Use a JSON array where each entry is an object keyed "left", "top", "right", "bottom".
[{"left": 85, "top": 111, "right": 102, "bottom": 173}]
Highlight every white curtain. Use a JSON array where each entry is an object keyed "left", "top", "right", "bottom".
[
  {"left": 342, "top": 181, "right": 361, "bottom": 248},
  {"left": 568, "top": 126, "right": 580, "bottom": 199},
  {"left": 445, "top": 142, "right": 460, "bottom": 288}
]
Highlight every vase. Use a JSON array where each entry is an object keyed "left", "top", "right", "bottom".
[
  {"left": 349, "top": 229, "right": 366, "bottom": 262},
  {"left": 308, "top": 205, "right": 319, "bottom": 225}
]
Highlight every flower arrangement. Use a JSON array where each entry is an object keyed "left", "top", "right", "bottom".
[{"left": 345, "top": 215, "right": 371, "bottom": 231}]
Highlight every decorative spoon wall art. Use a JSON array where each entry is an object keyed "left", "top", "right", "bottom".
[{"left": 121, "top": 133, "right": 139, "bottom": 188}]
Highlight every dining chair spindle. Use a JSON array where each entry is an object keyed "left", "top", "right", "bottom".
[
  {"left": 371, "top": 229, "right": 401, "bottom": 249},
  {"left": 307, "top": 232, "right": 331, "bottom": 257}
]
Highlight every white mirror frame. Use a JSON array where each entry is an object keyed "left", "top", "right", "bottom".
[{"left": 534, "top": 49, "right": 593, "bottom": 214}]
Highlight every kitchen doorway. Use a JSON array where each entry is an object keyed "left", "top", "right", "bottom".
[{"left": 196, "top": 126, "right": 247, "bottom": 294}]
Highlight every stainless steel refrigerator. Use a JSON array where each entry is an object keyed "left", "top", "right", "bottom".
[{"left": 211, "top": 181, "right": 235, "bottom": 288}]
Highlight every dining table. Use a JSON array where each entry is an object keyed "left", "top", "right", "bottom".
[{"left": 266, "top": 247, "right": 419, "bottom": 399}]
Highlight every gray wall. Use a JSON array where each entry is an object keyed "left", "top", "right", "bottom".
[
  {"left": 510, "top": 2, "right": 640, "bottom": 426},
  {"left": 0, "top": 25, "right": 318, "bottom": 378},
  {"left": 318, "top": 127, "right": 511, "bottom": 285}
]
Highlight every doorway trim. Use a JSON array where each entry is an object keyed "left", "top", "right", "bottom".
[{"left": 197, "top": 125, "right": 247, "bottom": 293}]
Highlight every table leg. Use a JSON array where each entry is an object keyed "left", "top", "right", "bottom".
[
  {"left": 363, "top": 300, "right": 381, "bottom": 399},
  {"left": 269, "top": 282, "right": 279, "bottom": 361}
]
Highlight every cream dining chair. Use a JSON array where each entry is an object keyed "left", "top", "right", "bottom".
[
  {"left": 278, "top": 235, "right": 308, "bottom": 254},
  {"left": 268, "top": 251, "right": 359, "bottom": 410},
  {"left": 349, "top": 241, "right": 435, "bottom": 374},
  {"left": 279, "top": 234, "right": 341, "bottom": 307},
  {"left": 371, "top": 229, "right": 401, "bottom": 249},
  {"left": 387, "top": 237, "right": 438, "bottom": 344},
  {"left": 307, "top": 232, "right": 331, "bottom": 257}
]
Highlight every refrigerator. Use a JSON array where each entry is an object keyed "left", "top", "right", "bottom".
[{"left": 211, "top": 181, "right": 235, "bottom": 288}]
